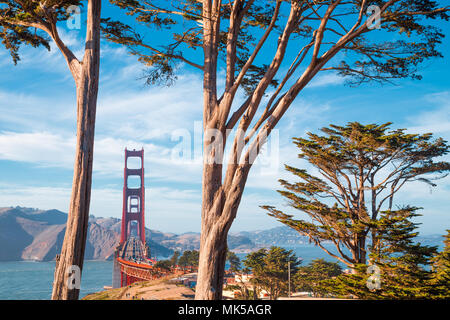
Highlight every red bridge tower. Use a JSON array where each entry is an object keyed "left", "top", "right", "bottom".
[
  {"left": 113, "top": 148, "right": 160, "bottom": 288},
  {"left": 120, "top": 148, "right": 146, "bottom": 246}
]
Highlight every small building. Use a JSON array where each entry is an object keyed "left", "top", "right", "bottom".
[{"left": 169, "top": 272, "right": 197, "bottom": 289}]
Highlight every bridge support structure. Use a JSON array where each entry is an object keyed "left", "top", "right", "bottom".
[
  {"left": 112, "top": 148, "right": 149, "bottom": 288},
  {"left": 111, "top": 148, "right": 176, "bottom": 289},
  {"left": 120, "top": 148, "right": 146, "bottom": 245}
]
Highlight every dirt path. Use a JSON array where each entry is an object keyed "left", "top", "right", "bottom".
[{"left": 83, "top": 276, "right": 195, "bottom": 300}]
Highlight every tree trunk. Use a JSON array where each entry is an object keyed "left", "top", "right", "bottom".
[
  {"left": 350, "top": 234, "right": 367, "bottom": 273},
  {"left": 195, "top": 163, "right": 251, "bottom": 299},
  {"left": 195, "top": 223, "right": 229, "bottom": 300},
  {"left": 51, "top": 0, "right": 101, "bottom": 300}
]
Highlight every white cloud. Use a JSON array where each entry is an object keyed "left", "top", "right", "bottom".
[
  {"left": 0, "top": 130, "right": 202, "bottom": 184},
  {"left": 307, "top": 72, "right": 345, "bottom": 88},
  {"left": 0, "top": 131, "right": 75, "bottom": 167},
  {"left": 0, "top": 185, "right": 72, "bottom": 213},
  {"left": 0, "top": 90, "right": 75, "bottom": 131},
  {"left": 96, "top": 72, "right": 203, "bottom": 141},
  {"left": 406, "top": 91, "right": 450, "bottom": 138}
]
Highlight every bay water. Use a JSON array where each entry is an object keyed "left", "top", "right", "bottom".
[
  {"left": 0, "top": 244, "right": 344, "bottom": 300},
  {"left": 0, "top": 260, "right": 113, "bottom": 300}
]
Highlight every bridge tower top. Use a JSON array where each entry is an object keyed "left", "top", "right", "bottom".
[{"left": 120, "top": 148, "right": 146, "bottom": 247}]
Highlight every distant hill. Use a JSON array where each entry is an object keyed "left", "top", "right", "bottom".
[
  {"left": 234, "top": 225, "right": 446, "bottom": 248},
  {"left": 0, "top": 207, "right": 183, "bottom": 261},
  {"left": 0, "top": 207, "right": 118, "bottom": 261},
  {"left": 235, "top": 226, "right": 313, "bottom": 246},
  {"left": 0, "top": 206, "right": 444, "bottom": 262},
  {"left": 0, "top": 206, "right": 257, "bottom": 261}
]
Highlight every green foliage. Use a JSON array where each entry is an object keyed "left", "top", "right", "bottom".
[
  {"left": 325, "top": 208, "right": 439, "bottom": 299},
  {"left": 320, "top": 263, "right": 379, "bottom": 299},
  {"left": 429, "top": 230, "right": 450, "bottom": 299},
  {"left": 295, "top": 258, "right": 342, "bottom": 297},
  {"left": 178, "top": 250, "right": 199, "bottom": 268},
  {"left": 0, "top": 0, "right": 83, "bottom": 63},
  {"left": 103, "top": 1, "right": 450, "bottom": 88},
  {"left": 169, "top": 251, "right": 180, "bottom": 267},
  {"left": 103, "top": 0, "right": 284, "bottom": 89},
  {"left": 369, "top": 209, "right": 437, "bottom": 299},
  {"left": 156, "top": 250, "right": 197, "bottom": 270},
  {"left": 243, "top": 246, "right": 300, "bottom": 300},
  {"left": 226, "top": 250, "right": 241, "bottom": 273},
  {"left": 263, "top": 122, "right": 450, "bottom": 267},
  {"left": 336, "top": 0, "right": 449, "bottom": 85},
  {"left": 154, "top": 259, "right": 172, "bottom": 271},
  {"left": 154, "top": 251, "right": 179, "bottom": 270}
]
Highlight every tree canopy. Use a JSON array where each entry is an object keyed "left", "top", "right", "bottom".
[
  {"left": 178, "top": 250, "right": 200, "bottom": 268},
  {"left": 263, "top": 122, "right": 450, "bottom": 268},
  {"left": 0, "top": 1, "right": 89, "bottom": 77},
  {"left": 295, "top": 258, "right": 342, "bottom": 297},
  {"left": 102, "top": 0, "right": 450, "bottom": 88},
  {"left": 243, "top": 246, "right": 300, "bottom": 299},
  {"left": 430, "top": 229, "right": 450, "bottom": 299},
  {"left": 325, "top": 208, "right": 439, "bottom": 299},
  {"left": 226, "top": 250, "right": 241, "bottom": 273},
  {"left": 154, "top": 251, "right": 181, "bottom": 270}
]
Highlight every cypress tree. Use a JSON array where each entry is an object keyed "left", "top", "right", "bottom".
[
  {"left": 325, "top": 208, "right": 438, "bottom": 299},
  {"left": 263, "top": 122, "right": 450, "bottom": 270},
  {"left": 243, "top": 246, "right": 300, "bottom": 300},
  {"left": 295, "top": 259, "right": 342, "bottom": 298},
  {"left": 1, "top": 0, "right": 102, "bottom": 300},
  {"left": 226, "top": 250, "right": 241, "bottom": 273},
  {"left": 429, "top": 230, "right": 450, "bottom": 299}
]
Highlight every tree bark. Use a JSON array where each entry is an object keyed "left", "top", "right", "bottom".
[
  {"left": 196, "top": 162, "right": 251, "bottom": 299},
  {"left": 195, "top": 217, "right": 229, "bottom": 300},
  {"left": 51, "top": 0, "right": 101, "bottom": 300}
]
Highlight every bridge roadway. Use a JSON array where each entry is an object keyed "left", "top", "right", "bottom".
[
  {"left": 120, "top": 237, "right": 149, "bottom": 263},
  {"left": 113, "top": 237, "right": 195, "bottom": 287},
  {"left": 115, "top": 237, "right": 165, "bottom": 284}
]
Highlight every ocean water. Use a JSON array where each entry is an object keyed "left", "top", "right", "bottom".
[
  {"left": 0, "top": 244, "right": 346, "bottom": 300},
  {"left": 235, "top": 243, "right": 349, "bottom": 268},
  {"left": 285, "top": 243, "right": 349, "bottom": 266},
  {"left": 0, "top": 260, "right": 114, "bottom": 300}
]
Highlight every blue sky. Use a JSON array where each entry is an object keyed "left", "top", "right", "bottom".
[{"left": 0, "top": 2, "right": 449, "bottom": 235}]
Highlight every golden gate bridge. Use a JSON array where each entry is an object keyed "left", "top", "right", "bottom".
[{"left": 112, "top": 148, "right": 177, "bottom": 288}]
